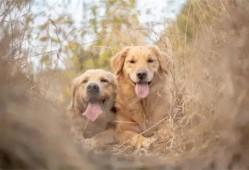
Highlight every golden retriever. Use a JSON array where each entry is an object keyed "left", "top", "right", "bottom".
[
  {"left": 68, "top": 69, "right": 117, "bottom": 147},
  {"left": 111, "top": 45, "right": 173, "bottom": 149}
]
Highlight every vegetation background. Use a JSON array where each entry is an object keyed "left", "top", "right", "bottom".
[{"left": 1, "top": 0, "right": 249, "bottom": 168}]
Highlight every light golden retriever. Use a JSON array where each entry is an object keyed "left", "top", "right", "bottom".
[
  {"left": 68, "top": 69, "right": 117, "bottom": 146},
  {"left": 111, "top": 45, "right": 173, "bottom": 149}
]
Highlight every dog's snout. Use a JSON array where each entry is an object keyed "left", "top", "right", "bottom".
[
  {"left": 87, "top": 83, "right": 99, "bottom": 93},
  {"left": 137, "top": 71, "right": 147, "bottom": 80}
]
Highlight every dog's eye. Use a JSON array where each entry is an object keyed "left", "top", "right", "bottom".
[
  {"left": 82, "top": 79, "right": 88, "bottom": 83},
  {"left": 128, "top": 60, "right": 136, "bottom": 64},
  {"left": 147, "top": 59, "right": 154, "bottom": 63},
  {"left": 100, "top": 79, "right": 108, "bottom": 83}
]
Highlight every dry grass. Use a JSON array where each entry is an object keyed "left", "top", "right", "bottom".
[
  {"left": 1, "top": 0, "right": 249, "bottom": 169},
  {"left": 153, "top": 0, "right": 249, "bottom": 167}
]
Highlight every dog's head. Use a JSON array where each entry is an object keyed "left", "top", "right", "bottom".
[
  {"left": 111, "top": 45, "right": 172, "bottom": 98},
  {"left": 69, "top": 69, "right": 116, "bottom": 121}
]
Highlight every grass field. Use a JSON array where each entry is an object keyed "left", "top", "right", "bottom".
[{"left": 1, "top": 0, "right": 249, "bottom": 169}]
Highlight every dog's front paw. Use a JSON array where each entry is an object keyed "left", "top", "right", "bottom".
[{"left": 135, "top": 135, "right": 155, "bottom": 149}]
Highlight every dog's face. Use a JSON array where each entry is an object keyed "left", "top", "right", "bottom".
[
  {"left": 74, "top": 69, "right": 115, "bottom": 103},
  {"left": 70, "top": 69, "right": 116, "bottom": 121},
  {"left": 112, "top": 45, "right": 172, "bottom": 98},
  {"left": 123, "top": 46, "right": 159, "bottom": 85}
]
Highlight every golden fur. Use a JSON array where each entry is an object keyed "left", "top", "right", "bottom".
[
  {"left": 111, "top": 45, "right": 173, "bottom": 148},
  {"left": 68, "top": 69, "right": 117, "bottom": 146}
]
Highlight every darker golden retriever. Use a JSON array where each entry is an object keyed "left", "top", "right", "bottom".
[
  {"left": 111, "top": 45, "right": 173, "bottom": 149},
  {"left": 68, "top": 69, "right": 117, "bottom": 146}
]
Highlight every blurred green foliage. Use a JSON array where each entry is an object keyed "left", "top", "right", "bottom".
[
  {"left": 27, "top": 0, "right": 143, "bottom": 76},
  {"left": 78, "top": 0, "right": 141, "bottom": 71}
]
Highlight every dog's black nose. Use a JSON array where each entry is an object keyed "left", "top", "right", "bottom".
[
  {"left": 137, "top": 71, "right": 147, "bottom": 80},
  {"left": 87, "top": 83, "right": 99, "bottom": 93}
]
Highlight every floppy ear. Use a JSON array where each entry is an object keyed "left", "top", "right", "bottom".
[
  {"left": 106, "top": 72, "right": 117, "bottom": 87},
  {"left": 111, "top": 47, "right": 130, "bottom": 75},
  {"left": 68, "top": 78, "right": 79, "bottom": 111},
  {"left": 148, "top": 45, "right": 173, "bottom": 74},
  {"left": 106, "top": 72, "right": 117, "bottom": 99}
]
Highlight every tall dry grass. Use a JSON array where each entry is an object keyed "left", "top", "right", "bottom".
[
  {"left": 1, "top": 0, "right": 249, "bottom": 169},
  {"left": 151, "top": 1, "right": 249, "bottom": 168}
]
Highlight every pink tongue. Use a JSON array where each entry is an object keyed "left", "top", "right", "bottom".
[
  {"left": 135, "top": 83, "right": 149, "bottom": 98},
  {"left": 82, "top": 103, "right": 103, "bottom": 122}
]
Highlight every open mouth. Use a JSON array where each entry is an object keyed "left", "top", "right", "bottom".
[
  {"left": 133, "top": 81, "right": 151, "bottom": 85},
  {"left": 128, "top": 76, "right": 153, "bottom": 98},
  {"left": 134, "top": 82, "right": 151, "bottom": 98},
  {"left": 82, "top": 98, "right": 106, "bottom": 122},
  {"left": 84, "top": 95, "right": 105, "bottom": 105},
  {"left": 130, "top": 78, "right": 152, "bottom": 86}
]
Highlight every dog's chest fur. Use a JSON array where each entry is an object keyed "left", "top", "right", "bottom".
[
  {"left": 82, "top": 110, "right": 116, "bottom": 138},
  {"left": 70, "top": 103, "right": 116, "bottom": 138},
  {"left": 117, "top": 82, "right": 172, "bottom": 137}
]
